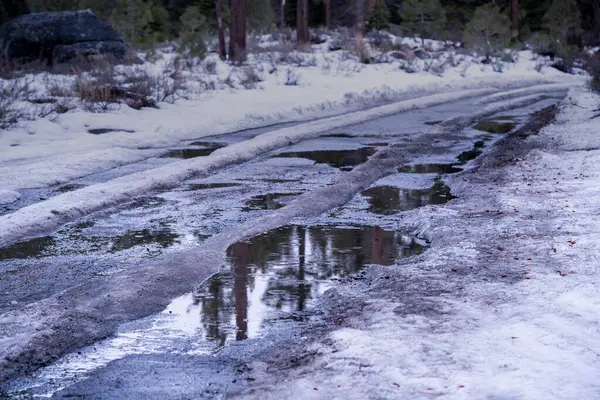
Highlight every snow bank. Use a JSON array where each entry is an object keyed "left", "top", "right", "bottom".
[
  {"left": 0, "top": 190, "right": 20, "bottom": 205},
  {"left": 0, "top": 49, "right": 582, "bottom": 193},
  {"left": 474, "top": 82, "right": 575, "bottom": 104}
]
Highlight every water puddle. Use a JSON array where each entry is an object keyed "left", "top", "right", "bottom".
[
  {"left": 472, "top": 118, "right": 517, "bottom": 134},
  {"left": 0, "top": 228, "right": 203, "bottom": 260},
  {"left": 367, "top": 142, "right": 388, "bottom": 147},
  {"left": 321, "top": 133, "right": 354, "bottom": 138},
  {"left": 362, "top": 179, "right": 455, "bottom": 215},
  {"left": 189, "top": 141, "right": 228, "bottom": 148},
  {"left": 87, "top": 128, "right": 135, "bottom": 135},
  {"left": 160, "top": 148, "right": 218, "bottom": 159},
  {"left": 242, "top": 193, "right": 301, "bottom": 211},
  {"left": 457, "top": 140, "right": 486, "bottom": 164},
  {"left": 263, "top": 178, "right": 300, "bottom": 183},
  {"left": 122, "top": 196, "right": 167, "bottom": 210},
  {"left": 190, "top": 225, "right": 424, "bottom": 343},
  {"left": 109, "top": 229, "right": 181, "bottom": 252},
  {"left": 398, "top": 164, "right": 463, "bottom": 174},
  {"left": 0, "top": 236, "right": 55, "bottom": 260},
  {"left": 54, "top": 183, "right": 87, "bottom": 193},
  {"left": 274, "top": 147, "right": 377, "bottom": 171},
  {"left": 186, "top": 183, "right": 243, "bottom": 191}
]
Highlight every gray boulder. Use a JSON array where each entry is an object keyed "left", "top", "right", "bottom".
[{"left": 0, "top": 9, "right": 135, "bottom": 66}]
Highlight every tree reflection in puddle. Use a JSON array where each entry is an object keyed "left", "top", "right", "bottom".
[{"left": 189, "top": 225, "right": 424, "bottom": 344}]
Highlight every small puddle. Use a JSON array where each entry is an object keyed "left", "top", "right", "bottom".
[
  {"left": 54, "top": 183, "right": 86, "bottom": 193},
  {"left": 109, "top": 229, "right": 181, "bottom": 252},
  {"left": 367, "top": 142, "right": 388, "bottom": 147},
  {"left": 362, "top": 179, "right": 455, "bottom": 215},
  {"left": 473, "top": 119, "right": 517, "bottom": 134},
  {"left": 242, "top": 192, "right": 301, "bottom": 211},
  {"left": 263, "top": 178, "right": 300, "bottom": 183},
  {"left": 122, "top": 196, "right": 167, "bottom": 210},
  {"left": 457, "top": 140, "right": 486, "bottom": 164},
  {"left": 0, "top": 228, "right": 204, "bottom": 260},
  {"left": 189, "top": 141, "right": 228, "bottom": 148},
  {"left": 398, "top": 164, "right": 463, "bottom": 174},
  {"left": 0, "top": 236, "right": 55, "bottom": 260},
  {"left": 186, "top": 183, "right": 243, "bottom": 191},
  {"left": 160, "top": 148, "right": 218, "bottom": 159},
  {"left": 87, "top": 128, "right": 135, "bottom": 135},
  {"left": 322, "top": 133, "right": 354, "bottom": 138},
  {"left": 274, "top": 147, "right": 377, "bottom": 171},
  {"left": 187, "top": 225, "right": 424, "bottom": 344}
]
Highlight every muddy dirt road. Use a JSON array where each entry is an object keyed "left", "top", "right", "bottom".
[{"left": 0, "top": 87, "right": 568, "bottom": 398}]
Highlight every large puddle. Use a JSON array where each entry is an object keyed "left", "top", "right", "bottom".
[
  {"left": 274, "top": 148, "right": 377, "bottom": 171},
  {"left": 186, "top": 225, "right": 424, "bottom": 344}
]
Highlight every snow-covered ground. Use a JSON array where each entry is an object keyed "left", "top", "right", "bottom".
[
  {"left": 1, "top": 31, "right": 598, "bottom": 398},
  {"left": 232, "top": 86, "right": 600, "bottom": 399}
]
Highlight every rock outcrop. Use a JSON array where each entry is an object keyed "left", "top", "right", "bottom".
[{"left": 0, "top": 9, "right": 135, "bottom": 67}]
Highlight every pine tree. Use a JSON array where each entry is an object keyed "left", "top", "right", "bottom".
[
  {"left": 366, "top": 0, "right": 390, "bottom": 31},
  {"left": 179, "top": 6, "right": 208, "bottom": 59},
  {"left": 543, "top": 0, "right": 582, "bottom": 64},
  {"left": 0, "top": 0, "right": 30, "bottom": 22},
  {"left": 110, "top": 0, "right": 154, "bottom": 49},
  {"left": 463, "top": 3, "right": 510, "bottom": 61},
  {"left": 398, "top": 0, "right": 446, "bottom": 45},
  {"left": 247, "top": 0, "right": 275, "bottom": 31}
]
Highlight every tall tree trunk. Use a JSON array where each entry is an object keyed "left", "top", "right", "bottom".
[
  {"left": 511, "top": 0, "right": 519, "bottom": 43},
  {"left": 229, "top": 0, "right": 247, "bottom": 64},
  {"left": 593, "top": 0, "right": 600, "bottom": 34},
  {"left": 280, "top": 0, "right": 286, "bottom": 28},
  {"left": 296, "top": 0, "right": 309, "bottom": 45},
  {"left": 355, "top": 0, "right": 364, "bottom": 32},
  {"left": 215, "top": 0, "right": 227, "bottom": 60},
  {"left": 324, "top": 0, "right": 331, "bottom": 29},
  {"left": 0, "top": 0, "right": 30, "bottom": 23}
]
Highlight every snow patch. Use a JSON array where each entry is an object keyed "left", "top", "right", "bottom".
[{"left": 0, "top": 190, "right": 20, "bottom": 205}]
